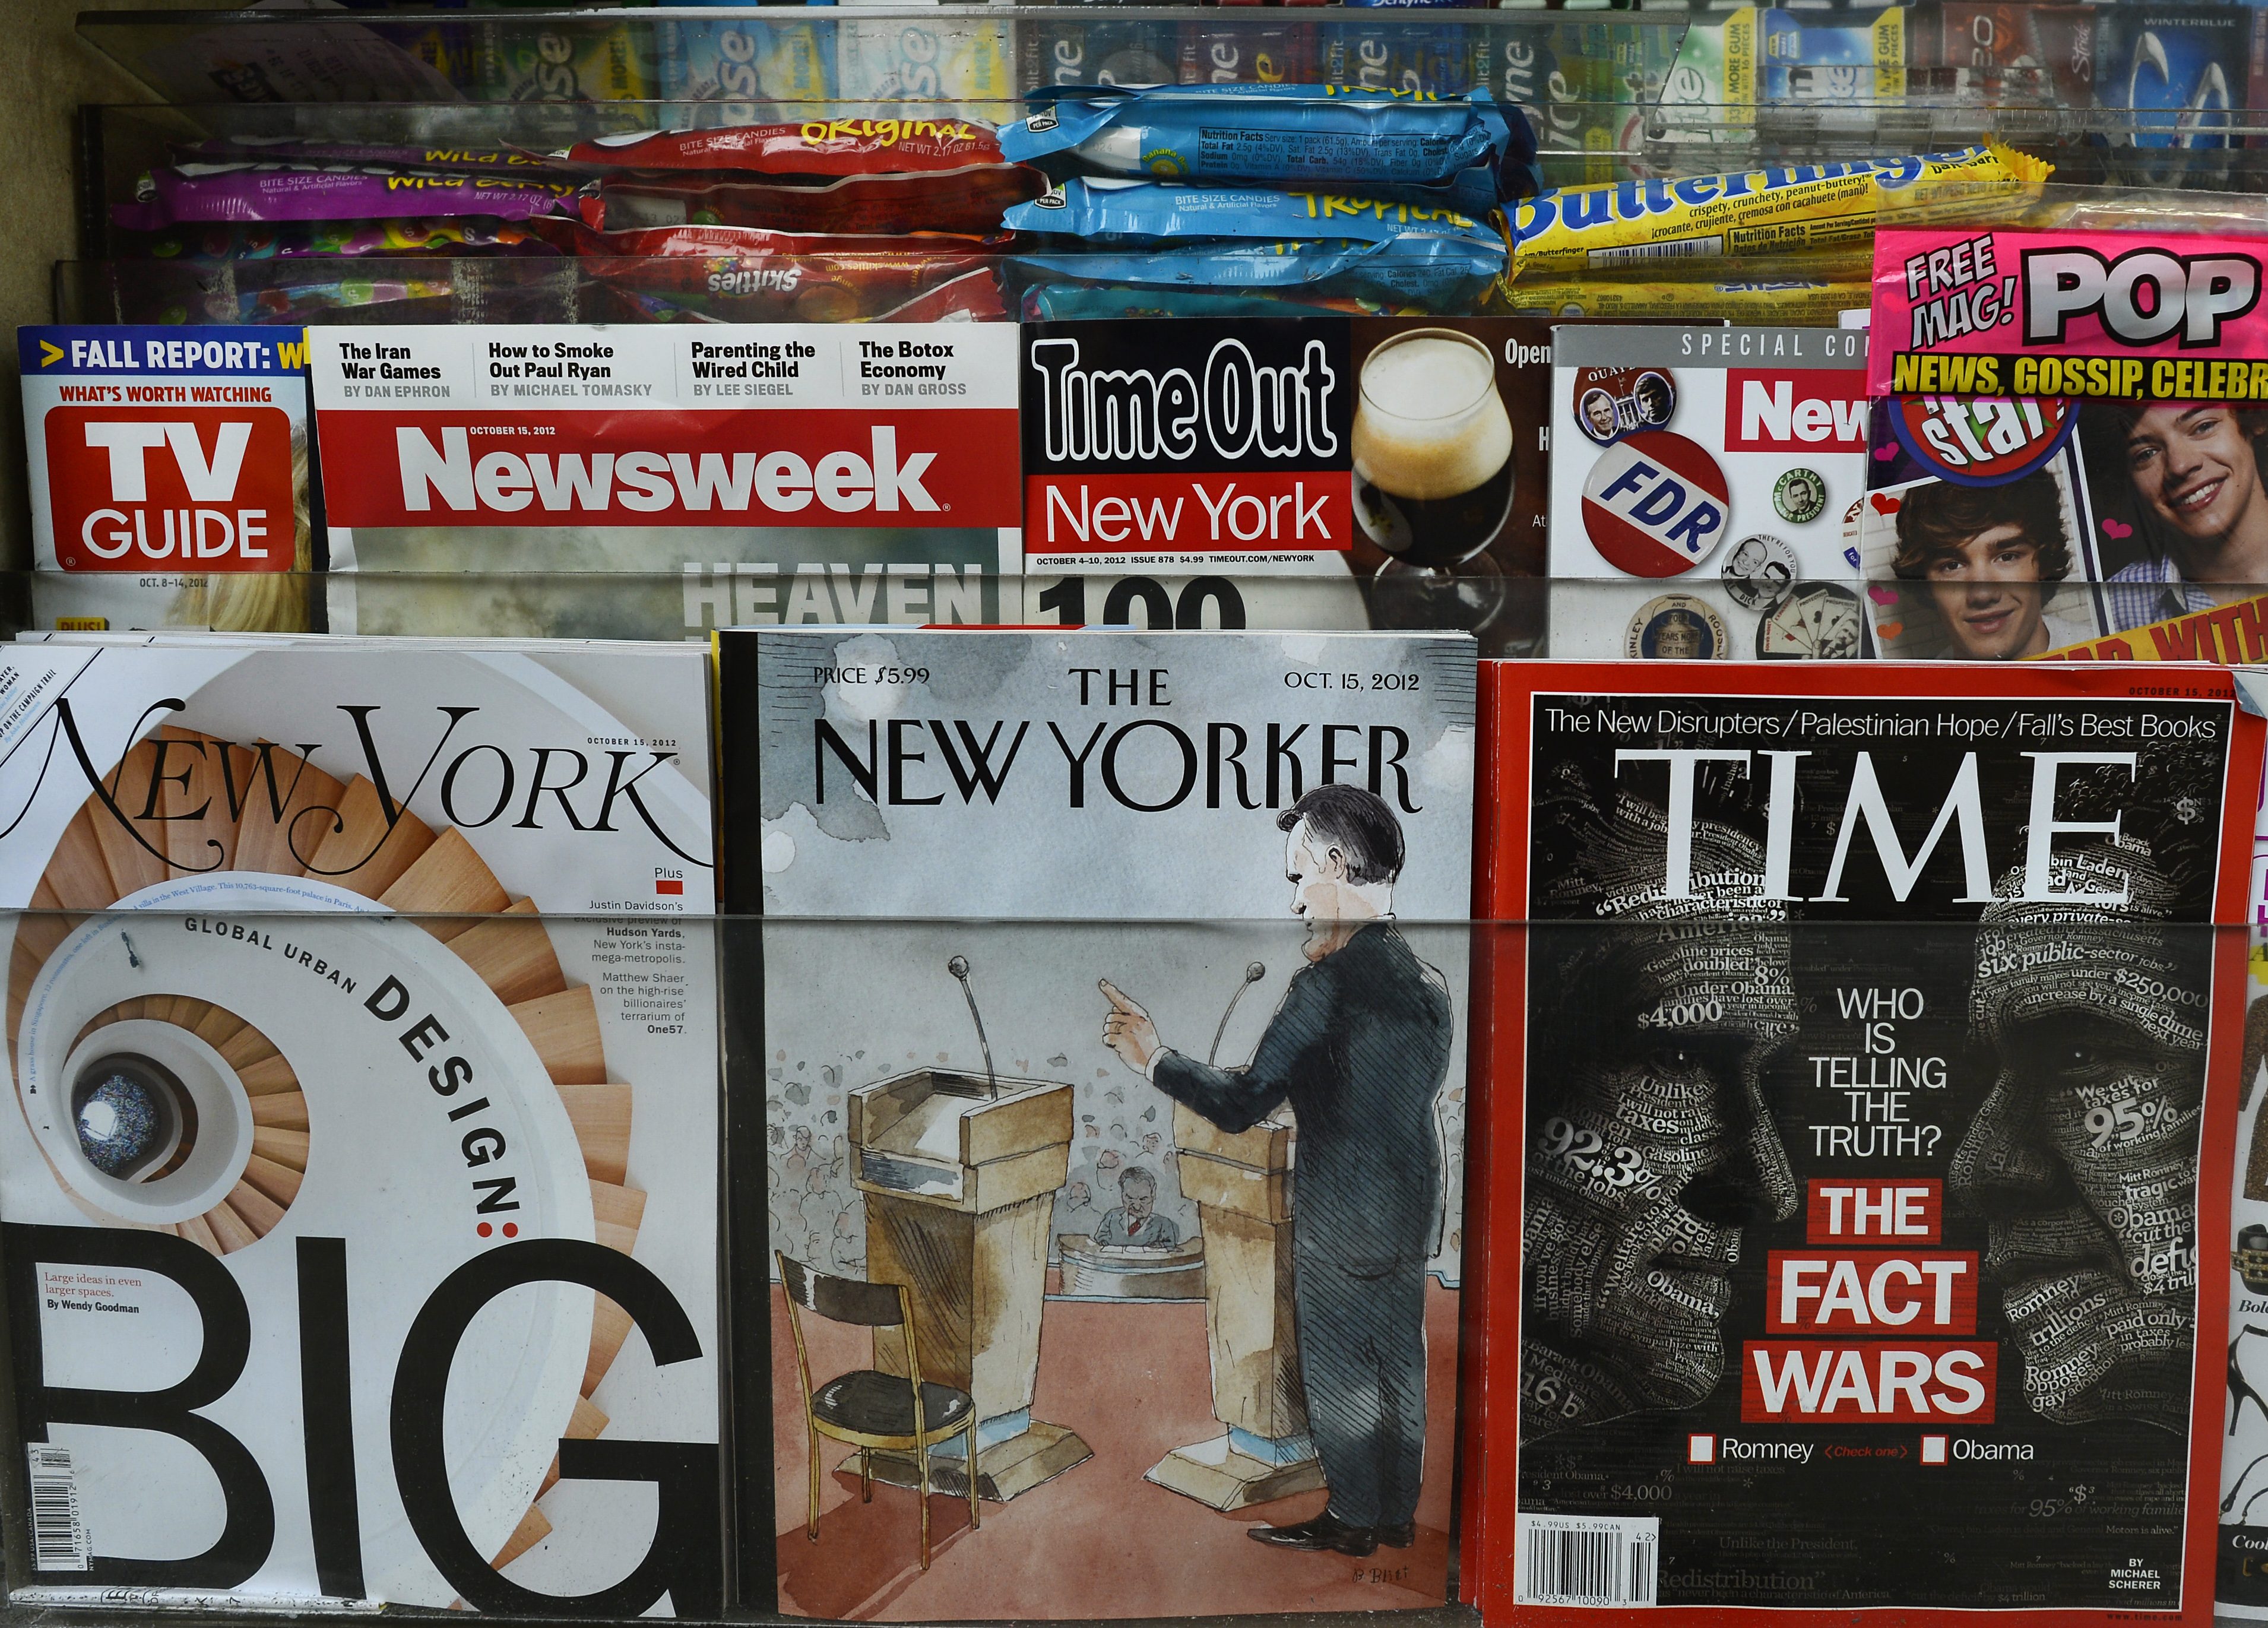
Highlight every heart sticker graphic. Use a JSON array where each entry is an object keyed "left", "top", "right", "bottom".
[
  {"left": 2102, "top": 518, "right": 2133, "bottom": 538},
  {"left": 1870, "top": 493, "right": 1903, "bottom": 515},
  {"left": 1867, "top": 585, "right": 1899, "bottom": 605},
  {"left": 1873, "top": 443, "right": 1898, "bottom": 461},
  {"left": 1877, "top": 622, "right": 1903, "bottom": 639}
]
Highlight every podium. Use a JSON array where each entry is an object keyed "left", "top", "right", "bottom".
[
  {"left": 1145, "top": 1103, "right": 1325, "bottom": 1510},
  {"left": 849, "top": 1068, "right": 1093, "bottom": 1502}
]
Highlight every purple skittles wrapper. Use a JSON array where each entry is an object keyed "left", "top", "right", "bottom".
[
  {"left": 120, "top": 217, "right": 561, "bottom": 260},
  {"left": 173, "top": 137, "right": 578, "bottom": 177},
  {"left": 113, "top": 163, "right": 582, "bottom": 229}
]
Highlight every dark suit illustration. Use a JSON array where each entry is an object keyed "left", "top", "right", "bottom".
[{"left": 1101, "top": 784, "right": 1453, "bottom": 1558}]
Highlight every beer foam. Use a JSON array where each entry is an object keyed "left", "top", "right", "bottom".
[{"left": 1353, "top": 335, "right": 1515, "bottom": 502}]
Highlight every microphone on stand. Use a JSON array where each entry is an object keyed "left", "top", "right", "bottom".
[
  {"left": 1208, "top": 962, "right": 1266, "bottom": 1065},
  {"left": 947, "top": 955, "right": 999, "bottom": 1098}
]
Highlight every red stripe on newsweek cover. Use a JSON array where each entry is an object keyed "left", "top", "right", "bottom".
[
  {"left": 314, "top": 407, "right": 1022, "bottom": 528},
  {"left": 1462, "top": 660, "right": 2259, "bottom": 1628}
]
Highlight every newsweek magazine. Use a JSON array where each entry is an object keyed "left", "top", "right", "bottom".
[
  {"left": 1544, "top": 326, "right": 1870, "bottom": 663},
  {"left": 1465, "top": 660, "right": 2262, "bottom": 1625},
  {"left": 1018, "top": 316, "right": 1556, "bottom": 656},
  {"left": 308, "top": 324, "right": 1018, "bottom": 639},
  {"left": 717, "top": 628, "right": 1473, "bottom": 1618},
  {"left": 0, "top": 639, "right": 721, "bottom": 1611},
  {"left": 19, "top": 327, "right": 317, "bottom": 634},
  {"left": 1864, "top": 226, "right": 2268, "bottom": 661}
]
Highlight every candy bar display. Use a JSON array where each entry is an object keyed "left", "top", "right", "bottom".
[{"left": 29, "top": 5, "right": 2268, "bottom": 1627}]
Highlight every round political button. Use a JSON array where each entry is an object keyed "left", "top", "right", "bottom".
[
  {"left": 1625, "top": 593, "right": 1728, "bottom": 660},
  {"left": 1581, "top": 430, "right": 1732, "bottom": 578},
  {"left": 1571, "top": 366, "right": 1678, "bottom": 446},
  {"left": 1756, "top": 582, "right": 1866, "bottom": 660},
  {"left": 1774, "top": 468, "right": 1828, "bottom": 524},
  {"left": 1722, "top": 533, "right": 1799, "bottom": 611}
]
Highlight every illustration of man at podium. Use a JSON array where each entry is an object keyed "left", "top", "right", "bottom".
[
  {"left": 1099, "top": 783, "right": 1454, "bottom": 1559},
  {"left": 1094, "top": 1165, "right": 1180, "bottom": 1248}
]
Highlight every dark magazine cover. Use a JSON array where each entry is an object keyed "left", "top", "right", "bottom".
[{"left": 1465, "top": 661, "right": 2263, "bottom": 1626}]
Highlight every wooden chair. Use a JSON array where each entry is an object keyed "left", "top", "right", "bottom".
[{"left": 777, "top": 1252, "right": 980, "bottom": 1570}]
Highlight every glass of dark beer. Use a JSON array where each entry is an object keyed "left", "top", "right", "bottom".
[{"left": 1352, "top": 328, "right": 1514, "bottom": 635}]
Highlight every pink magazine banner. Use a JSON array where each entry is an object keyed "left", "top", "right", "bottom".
[{"left": 1868, "top": 226, "right": 2268, "bottom": 400}]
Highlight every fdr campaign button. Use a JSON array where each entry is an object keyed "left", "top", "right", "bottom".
[{"left": 1580, "top": 430, "right": 1730, "bottom": 578}]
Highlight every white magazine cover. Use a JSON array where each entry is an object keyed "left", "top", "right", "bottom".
[
  {"left": 0, "top": 639, "right": 720, "bottom": 1612},
  {"left": 1546, "top": 324, "right": 1868, "bottom": 661},
  {"left": 308, "top": 324, "right": 1021, "bottom": 640},
  {"left": 725, "top": 629, "right": 1474, "bottom": 1620}
]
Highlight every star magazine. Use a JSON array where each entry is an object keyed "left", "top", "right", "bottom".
[
  {"left": 1465, "top": 660, "right": 2264, "bottom": 1627},
  {"left": 0, "top": 638, "right": 722, "bottom": 1613}
]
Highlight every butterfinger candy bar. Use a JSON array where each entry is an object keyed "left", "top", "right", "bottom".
[
  {"left": 590, "top": 163, "right": 1045, "bottom": 238},
  {"left": 1502, "top": 276, "right": 1869, "bottom": 321},
  {"left": 566, "top": 116, "right": 1005, "bottom": 176},
  {"left": 1508, "top": 141, "right": 2050, "bottom": 277}
]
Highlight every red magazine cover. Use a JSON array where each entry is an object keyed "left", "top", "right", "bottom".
[{"left": 1464, "top": 660, "right": 2264, "bottom": 1626}]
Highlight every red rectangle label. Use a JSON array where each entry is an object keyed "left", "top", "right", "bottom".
[
  {"left": 1724, "top": 368, "right": 1870, "bottom": 452},
  {"left": 46, "top": 404, "right": 296, "bottom": 572},
  {"left": 1765, "top": 1250, "right": 1978, "bottom": 1334},
  {"left": 315, "top": 407, "right": 1022, "bottom": 528},
  {"left": 1741, "top": 1341, "right": 1996, "bottom": 1423},
  {"left": 1805, "top": 1179, "right": 1941, "bottom": 1243},
  {"left": 1024, "top": 470, "right": 1350, "bottom": 556}
]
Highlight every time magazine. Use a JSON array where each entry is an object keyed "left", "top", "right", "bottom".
[{"left": 1466, "top": 660, "right": 2263, "bottom": 1625}]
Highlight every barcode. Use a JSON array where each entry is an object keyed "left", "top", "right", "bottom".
[
  {"left": 1591, "top": 237, "right": 1725, "bottom": 267},
  {"left": 26, "top": 1445, "right": 88, "bottom": 1572},
  {"left": 1516, "top": 1513, "right": 1658, "bottom": 1607}
]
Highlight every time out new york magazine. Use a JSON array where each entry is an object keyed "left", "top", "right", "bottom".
[
  {"left": 718, "top": 628, "right": 1474, "bottom": 1620},
  {"left": 1466, "top": 660, "right": 2264, "bottom": 1628},
  {"left": 0, "top": 639, "right": 722, "bottom": 1613}
]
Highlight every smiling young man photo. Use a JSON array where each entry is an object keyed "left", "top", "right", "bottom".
[
  {"left": 1892, "top": 470, "right": 2076, "bottom": 660},
  {"left": 2104, "top": 401, "right": 2268, "bottom": 628}
]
